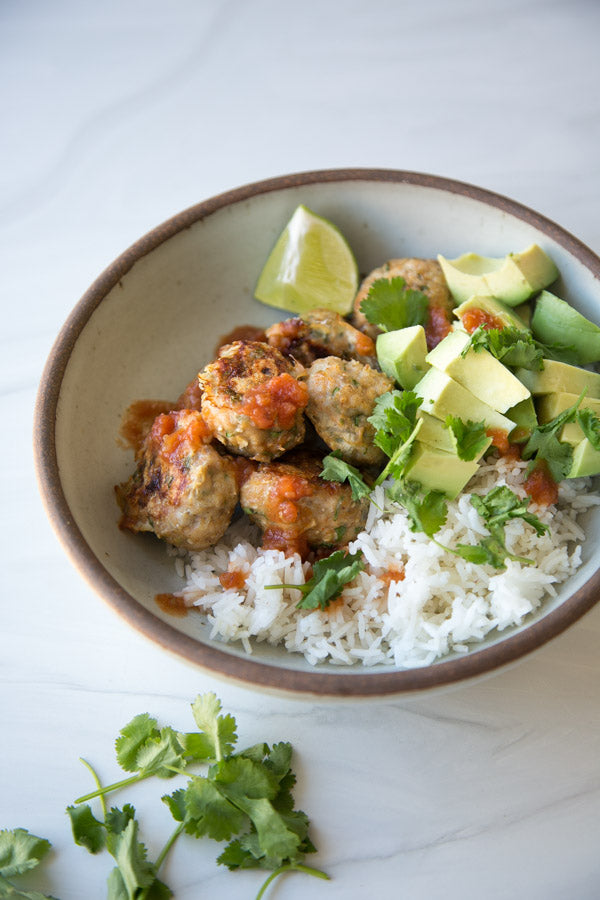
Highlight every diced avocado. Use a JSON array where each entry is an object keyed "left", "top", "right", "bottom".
[
  {"left": 405, "top": 443, "right": 480, "bottom": 499},
  {"left": 515, "top": 359, "right": 600, "bottom": 398},
  {"left": 414, "top": 368, "right": 516, "bottom": 433},
  {"left": 506, "top": 396, "right": 537, "bottom": 442},
  {"left": 426, "top": 330, "right": 530, "bottom": 413},
  {"left": 438, "top": 244, "right": 558, "bottom": 307},
  {"left": 536, "top": 391, "right": 600, "bottom": 446},
  {"left": 416, "top": 410, "right": 458, "bottom": 453},
  {"left": 376, "top": 325, "right": 429, "bottom": 389},
  {"left": 531, "top": 290, "right": 600, "bottom": 365},
  {"left": 453, "top": 295, "right": 531, "bottom": 332},
  {"left": 567, "top": 438, "right": 600, "bottom": 479}
]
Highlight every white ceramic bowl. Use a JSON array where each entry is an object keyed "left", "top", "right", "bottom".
[{"left": 34, "top": 169, "right": 600, "bottom": 698}]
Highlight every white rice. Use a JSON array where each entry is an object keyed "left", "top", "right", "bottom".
[{"left": 170, "top": 455, "right": 600, "bottom": 668}]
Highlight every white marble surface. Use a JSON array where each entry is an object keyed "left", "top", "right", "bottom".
[{"left": 3, "top": 0, "right": 600, "bottom": 897}]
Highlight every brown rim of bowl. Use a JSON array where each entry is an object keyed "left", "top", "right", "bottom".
[{"left": 33, "top": 167, "right": 600, "bottom": 698}]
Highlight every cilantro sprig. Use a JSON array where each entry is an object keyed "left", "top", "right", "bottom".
[
  {"left": 66, "top": 693, "right": 328, "bottom": 898},
  {"left": 320, "top": 452, "right": 372, "bottom": 502},
  {"left": 268, "top": 549, "right": 365, "bottom": 611},
  {"left": 367, "top": 390, "right": 423, "bottom": 484},
  {"left": 522, "top": 391, "right": 600, "bottom": 481},
  {"left": 359, "top": 276, "right": 428, "bottom": 332},
  {"left": 0, "top": 828, "right": 56, "bottom": 900},
  {"left": 444, "top": 415, "right": 490, "bottom": 461},
  {"left": 466, "top": 325, "right": 581, "bottom": 369}
]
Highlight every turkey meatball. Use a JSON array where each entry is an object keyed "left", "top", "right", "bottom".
[
  {"left": 265, "top": 308, "right": 377, "bottom": 367},
  {"left": 116, "top": 409, "right": 238, "bottom": 552},
  {"left": 198, "top": 341, "right": 308, "bottom": 462},
  {"left": 352, "top": 257, "right": 453, "bottom": 348},
  {"left": 240, "top": 452, "right": 368, "bottom": 557},
  {"left": 306, "top": 357, "right": 393, "bottom": 467}
]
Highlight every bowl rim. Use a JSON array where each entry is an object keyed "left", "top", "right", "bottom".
[{"left": 33, "top": 167, "right": 600, "bottom": 698}]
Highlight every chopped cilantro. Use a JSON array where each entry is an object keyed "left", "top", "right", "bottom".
[
  {"left": 386, "top": 480, "right": 448, "bottom": 537},
  {"left": 465, "top": 326, "right": 545, "bottom": 370},
  {"left": 367, "top": 390, "right": 423, "bottom": 484},
  {"left": 359, "top": 276, "right": 428, "bottom": 332},
  {"left": 320, "top": 452, "right": 372, "bottom": 501}
]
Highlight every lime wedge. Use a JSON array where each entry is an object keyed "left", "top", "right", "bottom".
[{"left": 254, "top": 204, "right": 359, "bottom": 316}]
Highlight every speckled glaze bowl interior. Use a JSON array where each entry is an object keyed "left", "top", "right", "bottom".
[{"left": 34, "top": 169, "right": 600, "bottom": 698}]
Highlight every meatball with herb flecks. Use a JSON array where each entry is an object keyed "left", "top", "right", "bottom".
[
  {"left": 306, "top": 357, "right": 393, "bottom": 467},
  {"left": 116, "top": 409, "right": 238, "bottom": 552},
  {"left": 240, "top": 451, "right": 369, "bottom": 558},
  {"left": 198, "top": 341, "right": 308, "bottom": 462},
  {"left": 265, "top": 308, "right": 377, "bottom": 367}
]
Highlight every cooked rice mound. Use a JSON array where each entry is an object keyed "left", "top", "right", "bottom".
[{"left": 170, "top": 455, "right": 599, "bottom": 668}]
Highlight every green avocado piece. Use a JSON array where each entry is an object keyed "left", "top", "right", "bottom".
[
  {"left": 425, "top": 329, "right": 530, "bottom": 413},
  {"left": 515, "top": 360, "right": 600, "bottom": 398},
  {"left": 453, "top": 295, "right": 531, "bottom": 332},
  {"left": 438, "top": 244, "right": 558, "bottom": 307},
  {"left": 414, "top": 367, "right": 516, "bottom": 433},
  {"left": 405, "top": 443, "right": 480, "bottom": 499},
  {"left": 376, "top": 325, "right": 429, "bottom": 389},
  {"left": 506, "top": 396, "right": 538, "bottom": 442},
  {"left": 531, "top": 290, "right": 600, "bottom": 365},
  {"left": 415, "top": 410, "right": 492, "bottom": 459},
  {"left": 567, "top": 438, "right": 600, "bottom": 478}
]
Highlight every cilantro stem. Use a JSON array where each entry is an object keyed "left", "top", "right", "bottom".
[
  {"left": 79, "top": 757, "right": 108, "bottom": 819},
  {"left": 255, "top": 863, "right": 330, "bottom": 900},
  {"left": 75, "top": 771, "right": 150, "bottom": 804},
  {"left": 137, "top": 823, "right": 185, "bottom": 900}
]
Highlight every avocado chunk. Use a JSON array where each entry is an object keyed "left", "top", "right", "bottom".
[
  {"left": 506, "top": 396, "right": 538, "bottom": 442},
  {"left": 376, "top": 325, "right": 429, "bottom": 389},
  {"left": 567, "top": 438, "right": 600, "bottom": 479},
  {"left": 531, "top": 290, "right": 600, "bottom": 365},
  {"left": 438, "top": 244, "right": 558, "bottom": 307},
  {"left": 425, "top": 329, "right": 530, "bottom": 413},
  {"left": 453, "top": 295, "right": 531, "bottom": 332},
  {"left": 405, "top": 443, "right": 480, "bottom": 499},
  {"left": 515, "top": 359, "right": 600, "bottom": 398},
  {"left": 414, "top": 368, "right": 516, "bottom": 434}
]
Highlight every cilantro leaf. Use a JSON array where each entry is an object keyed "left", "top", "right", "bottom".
[
  {"left": 454, "top": 486, "right": 549, "bottom": 569},
  {"left": 387, "top": 481, "right": 448, "bottom": 537},
  {"left": 0, "top": 874, "right": 58, "bottom": 900},
  {"left": 444, "top": 416, "right": 489, "bottom": 461},
  {"left": 577, "top": 407, "right": 600, "bottom": 450},
  {"left": 190, "top": 693, "right": 237, "bottom": 762},
  {"left": 66, "top": 804, "right": 106, "bottom": 854},
  {"left": 368, "top": 390, "right": 422, "bottom": 484},
  {"left": 295, "top": 550, "right": 364, "bottom": 610},
  {"left": 359, "top": 276, "right": 428, "bottom": 332},
  {"left": 320, "top": 453, "right": 372, "bottom": 501},
  {"left": 466, "top": 326, "right": 545, "bottom": 371},
  {"left": 521, "top": 394, "right": 587, "bottom": 481},
  {"left": 0, "top": 830, "right": 51, "bottom": 880}
]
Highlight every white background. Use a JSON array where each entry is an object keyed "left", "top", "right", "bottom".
[{"left": 3, "top": 1, "right": 600, "bottom": 897}]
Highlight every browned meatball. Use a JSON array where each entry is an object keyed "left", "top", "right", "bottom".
[
  {"left": 352, "top": 258, "right": 453, "bottom": 348},
  {"left": 198, "top": 341, "right": 308, "bottom": 462},
  {"left": 265, "top": 308, "right": 377, "bottom": 367},
  {"left": 306, "top": 357, "right": 393, "bottom": 467},
  {"left": 240, "top": 452, "right": 368, "bottom": 557},
  {"left": 116, "top": 409, "right": 238, "bottom": 552}
]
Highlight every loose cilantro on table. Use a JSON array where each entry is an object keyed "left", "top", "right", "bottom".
[
  {"left": 320, "top": 452, "right": 372, "bottom": 501},
  {"left": 65, "top": 693, "right": 328, "bottom": 899},
  {"left": 269, "top": 549, "right": 365, "bottom": 611},
  {"left": 359, "top": 276, "right": 428, "bottom": 332},
  {"left": 0, "top": 828, "right": 56, "bottom": 900}
]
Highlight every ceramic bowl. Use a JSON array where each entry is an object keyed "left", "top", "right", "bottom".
[{"left": 34, "top": 169, "right": 600, "bottom": 698}]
